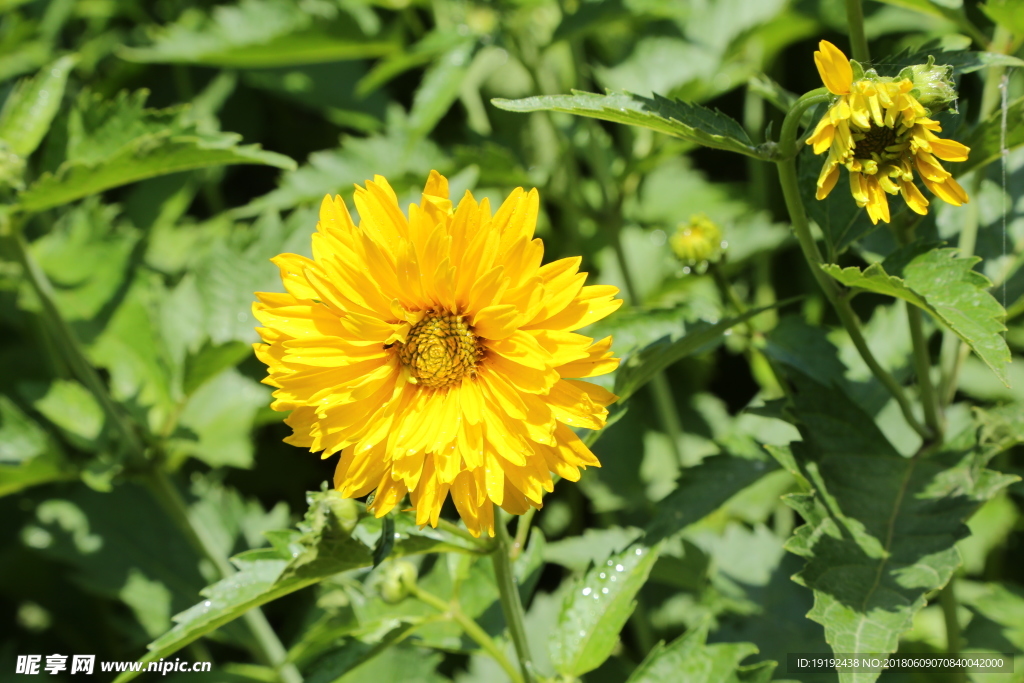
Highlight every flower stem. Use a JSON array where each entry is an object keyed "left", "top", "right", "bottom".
[
  {"left": 775, "top": 92, "right": 931, "bottom": 441},
  {"left": 409, "top": 582, "right": 524, "bottom": 683},
  {"left": 510, "top": 507, "right": 537, "bottom": 562},
  {"left": 5, "top": 228, "right": 144, "bottom": 458},
  {"left": 845, "top": 0, "right": 871, "bottom": 63},
  {"left": 493, "top": 512, "right": 536, "bottom": 683},
  {"left": 939, "top": 579, "right": 966, "bottom": 683},
  {"left": 609, "top": 225, "right": 685, "bottom": 463},
  {"left": 5, "top": 222, "right": 302, "bottom": 683},
  {"left": 938, "top": 24, "right": 1014, "bottom": 405}
]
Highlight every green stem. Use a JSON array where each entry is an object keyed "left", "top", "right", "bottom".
[
  {"left": 510, "top": 507, "right": 537, "bottom": 562},
  {"left": 409, "top": 583, "right": 524, "bottom": 683},
  {"left": 6, "top": 229, "right": 145, "bottom": 458},
  {"left": 437, "top": 518, "right": 493, "bottom": 552},
  {"left": 939, "top": 579, "right": 966, "bottom": 683},
  {"left": 775, "top": 92, "right": 931, "bottom": 441},
  {"left": 610, "top": 222, "right": 685, "bottom": 462},
  {"left": 844, "top": 0, "right": 870, "bottom": 63},
  {"left": 144, "top": 471, "right": 304, "bottom": 683},
  {"left": 493, "top": 513, "right": 536, "bottom": 683},
  {"left": 938, "top": 24, "right": 1014, "bottom": 405}
]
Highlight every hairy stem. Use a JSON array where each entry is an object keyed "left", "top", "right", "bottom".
[
  {"left": 493, "top": 513, "right": 536, "bottom": 683},
  {"left": 409, "top": 582, "right": 524, "bottom": 683},
  {"left": 844, "top": 0, "right": 870, "bottom": 63},
  {"left": 775, "top": 91, "right": 931, "bottom": 440}
]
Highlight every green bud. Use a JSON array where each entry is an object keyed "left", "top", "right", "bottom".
[
  {"left": 323, "top": 490, "right": 360, "bottom": 534},
  {"left": 670, "top": 214, "right": 724, "bottom": 267},
  {"left": 379, "top": 561, "right": 418, "bottom": 604},
  {"left": 901, "top": 57, "right": 957, "bottom": 113}
]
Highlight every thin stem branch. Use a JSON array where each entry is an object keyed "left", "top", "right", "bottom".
[
  {"left": 775, "top": 92, "right": 931, "bottom": 440},
  {"left": 6, "top": 223, "right": 302, "bottom": 683},
  {"left": 493, "top": 513, "right": 536, "bottom": 683},
  {"left": 6, "top": 229, "right": 145, "bottom": 458},
  {"left": 510, "top": 508, "right": 537, "bottom": 562},
  {"left": 144, "top": 470, "right": 303, "bottom": 683},
  {"left": 844, "top": 0, "right": 870, "bottom": 63},
  {"left": 409, "top": 583, "right": 524, "bottom": 683},
  {"left": 609, "top": 221, "right": 685, "bottom": 462},
  {"left": 939, "top": 579, "right": 966, "bottom": 683},
  {"left": 938, "top": 24, "right": 1014, "bottom": 404}
]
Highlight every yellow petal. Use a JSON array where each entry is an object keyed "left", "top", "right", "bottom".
[{"left": 814, "top": 40, "right": 853, "bottom": 95}]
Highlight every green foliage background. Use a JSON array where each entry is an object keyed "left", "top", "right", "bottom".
[{"left": 0, "top": 0, "right": 1023, "bottom": 682}]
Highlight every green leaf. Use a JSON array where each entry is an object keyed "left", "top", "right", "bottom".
[
  {"left": 822, "top": 245, "right": 1011, "bottom": 385},
  {"left": 232, "top": 121, "right": 450, "bottom": 217},
  {"left": 492, "top": 90, "right": 772, "bottom": 160},
  {"left": 27, "top": 379, "right": 105, "bottom": 451},
  {"left": 961, "top": 94, "right": 1024, "bottom": 176},
  {"left": 182, "top": 340, "right": 252, "bottom": 396},
  {"left": 16, "top": 90, "right": 294, "bottom": 213},
  {"left": 0, "top": 55, "right": 76, "bottom": 157},
  {"left": 0, "top": 395, "right": 74, "bottom": 497},
  {"left": 549, "top": 543, "right": 660, "bottom": 677},
  {"left": 959, "top": 581, "right": 1024, "bottom": 651},
  {"left": 171, "top": 369, "right": 269, "bottom": 469},
  {"left": 981, "top": 0, "right": 1024, "bottom": 35},
  {"left": 974, "top": 402, "right": 1024, "bottom": 458},
  {"left": 408, "top": 41, "right": 476, "bottom": 139},
  {"left": 113, "top": 491, "right": 485, "bottom": 682},
  {"left": 626, "top": 620, "right": 775, "bottom": 683},
  {"left": 118, "top": 0, "right": 397, "bottom": 68},
  {"left": 780, "top": 369, "right": 1018, "bottom": 683},
  {"left": 644, "top": 454, "right": 778, "bottom": 545},
  {"left": 543, "top": 527, "right": 643, "bottom": 572},
  {"left": 614, "top": 302, "right": 787, "bottom": 402}
]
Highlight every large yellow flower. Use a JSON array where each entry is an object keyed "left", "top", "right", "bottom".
[
  {"left": 806, "top": 40, "right": 970, "bottom": 225},
  {"left": 253, "top": 172, "right": 622, "bottom": 537}
]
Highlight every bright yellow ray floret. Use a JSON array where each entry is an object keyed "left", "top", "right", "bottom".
[
  {"left": 806, "top": 40, "right": 970, "bottom": 225},
  {"left": 253, "top": 171, "right": 622, "bottom": 537}
]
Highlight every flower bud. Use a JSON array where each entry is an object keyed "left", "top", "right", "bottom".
[
  {"left": 899, "top": 57, "right": 957, "bottom": 113},
  {"left": 323, "top": 490, "right": 360, "bottom": 534},
  {"left": 379, "top": 561, "right": 418, "bottom": 604},
  {"left": 670, "top": 214, "right": 724, "bottom": 266}
]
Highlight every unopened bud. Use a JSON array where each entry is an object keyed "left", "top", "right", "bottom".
[
  {"left": 899, "top": 57, "right": 957, "bottom": 113},
  {"left": 670, "top": 214, "right": 724, "bottom": 266},
  {"left": 379, "top": 561, "right": 418, "bottom": 604}
]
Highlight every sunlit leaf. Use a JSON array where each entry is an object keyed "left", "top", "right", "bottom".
[
  {"left": 0, "top": 55, "right": 76, "bottom": 158},
  {"left": 822, "top": 244, "right": 1010, "bottom": 385},
  {"left": 492, "top": 90, "right": 772, "bottom": 159}
]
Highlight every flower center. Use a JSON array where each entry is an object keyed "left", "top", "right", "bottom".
[
  {"left": 852, "top": 124, "right": 901, "bottom": 161},
  {"left": 397, "top": 311, "right": 482, "bottom": 389}
]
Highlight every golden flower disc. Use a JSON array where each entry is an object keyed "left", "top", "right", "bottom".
[{"left": 398, "top": 312, "right": 482, "bottom": 389}]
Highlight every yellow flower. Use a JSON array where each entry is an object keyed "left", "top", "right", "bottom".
[
  {"left": 253, "top": 171, "right": 622, "bottom": 537},
  {"left": 806, "top": 40, "right": 970, "bottom": 225}
]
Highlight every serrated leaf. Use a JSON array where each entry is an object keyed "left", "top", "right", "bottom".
[
  {"left": 549, "top": 543, "right": 659, "bottom": 676},
  {"left": 492, "top": 90, "right": 772, "bottom": 160},
  {"left": 0, "top": 55, "right": 76, "bottom": 157},
  {"left": 626, "top": 620, "right": 774, "bottom": 683},
  {"left": 119, "top": 0, "right": 396, "bottom": 67},
  {"left": 822, "top": 245, "right": 1010, "bottom": 385},
  {"left": 644, "top": 454, "right": 778, "bottom": 545},
  {"left": 961, "top": 94, "right": 1024, "bottom": 176},
  {"left": 875, "top": 47, "right": 1024, "bottom": 77},
  {"left": 113, "top": 491, "right": 485, "bottom": 682},
  {"left": 780, "top": 370, "right": 1018, "bottom": 683},
  {"left": 614, "top": 302, "right": 786, "bottom": 402},
  {"left": 16, "top": 90, "right": 294, "bottom": 213}
]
